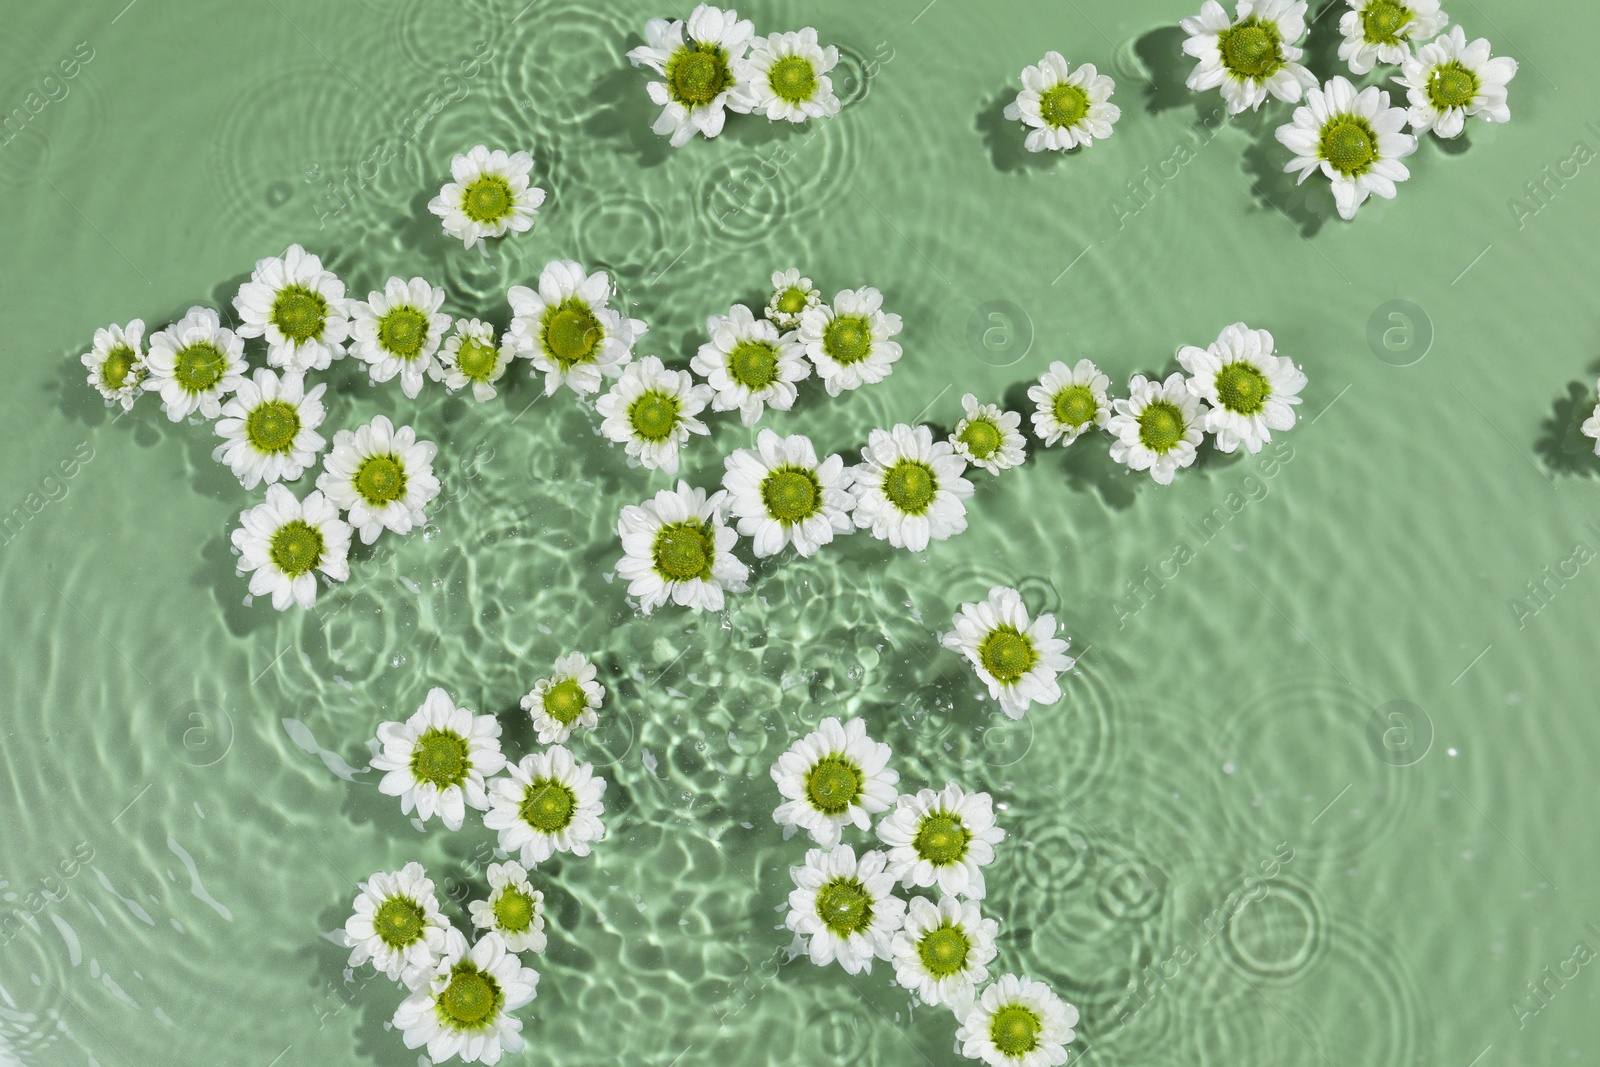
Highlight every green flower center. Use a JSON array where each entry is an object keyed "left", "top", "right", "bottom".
[
  {"left": 519, "top": 777, "right": 576, "bottom": 834},
  {"left": 1053, "top": 385, "right": 1098, "bottom": 428},
  {"left": 823, "top": 315, "right": 873, "bottom": 366},
  {"left": 979, "top": 627, "right": 1037, "bottom": 683},
  {"left": 883, "top": 460, "right": 936, "bottom": 516},
  {"left": 246, "top": 399, "right": 301, "bottom": 454},
  {"left": 917, "top": 924, "right": 972, "bottom": 979},
  {"left": 543, "top": 303, "right": 602, "bottom": 368},
  {"left": 100, "top": 345, "right": 138, "bottom": 390},
  {"left": 769, "top": 55, "right": 818, "bottom": 104},
  {"left": 913, "top": 812, "right": 971, "bottom": 866},
  {"left": 628, "top": 390, "right": 682, "bottom": 442},
  {"left": 1138, "top": 401, "right": 1186, "bottom": 453},
  {"left": 668, "top": 44, "right": 732, "bottom": 107},
  {"left": 543, "top": 678, "right": 589, "bottom": 725},
  {"left": 1215, "top": 362, "right": 1271, "bottom": 415},
  {"left": 775, "top": 286, "right": 809, "bottom": 315},
  {"left": 456, "top": 337, "right": 500, "bottom": 382},
  {"left": 378, "top": 306, "right": 430, "bottom": 360},
  {"left": 729, "top": 341, "right": 779, "bottom": 389},
  {"left": 990, "top": 1005, "right": 1042, "bottom": 1057},
  {"left": 761, "top": 467, "right": 821, "bottom": 524},
  {"left": 462, "top": 175, "right": 514, "bottom": 224},
  {"left": 1427, "top": 61, "right": 1480, "bottom": 110},
  {"left": 373, "top": 896, "right": 426, "bottom": 948},
  {"left": 411, "top": 728, "right": 470, "bottom": 788},
  {"left": 355, "top": 454, "right": 407, "bottom": 506},
  {"left": 1321, "top": 118, "right": 1377, "bottom": 176},
  {"left": 438, "top": 967, "right": 501, "bottom": 1028},
  {"left": 1361, "top": 0, "right": 1410, "bottom": 44},
  {"left": 1039, "top": 82, "right": 1090, "bottom": 129},
  {"left": 270, "top": 285, "right": 327, "bottom": 343},
  {"left": 493, "top": 887, "right": 536, "bottom": 934},
  {"left": 1220, "top": 20, "right": 1283, "bottom": 78},
  {"left": 268, "top": 519, "right": 325, "bottom": 577},
  {"left": 652, "top": 521, "right": 713, "bottom": 582},
  {"left": 803, "top": 755, "right": 863, "bottom": 815},
  {"left": 959, "top": 418, "right": 1003, "bottom": 459},
  {"left": 173, "top": 341, "right": 226, "bottom": 394},
  {"left": 815, "top": 877, "right": 873, "bottom": 936}
]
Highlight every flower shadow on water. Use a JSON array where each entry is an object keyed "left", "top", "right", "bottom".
[
  {"left": 1536, "top": 375, "right": 1600, "bottom": 477},
  {"left": 975, "top": 90, "right": 1061, "bottom": 175},
  {"left": 1238, "top": 104, "right": 1333, "bottom": 239},
  {"left": 1001, "top": 380, "right": 1137, "bottom": 510},
  {"left": 582, "top": 64, "right": 674, "bottom": 170},
  {"left": 1132, "top": 26, "right": 1198, "bottom": 117},
  {"left": 195, "top": 532, "right": 278, "bottom": 640}
]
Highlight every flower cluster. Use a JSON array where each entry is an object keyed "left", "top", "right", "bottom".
[{"left": 1002, "top": 50, "right": 1123, "bottom": 153}]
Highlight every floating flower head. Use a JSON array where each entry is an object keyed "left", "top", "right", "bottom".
[
  {"left": 1397, "top": 26, "right": 1517, "bottom": 139},
  {"left": 596, "top": 356, "right": 712, "bottom": 475},
  {"left": 723, "top": 429, "right": 854, "bottom": 558},
  {"left": 951, "top": 395, "right": 1027, "bottom": 474},
  {"left": 797, "top": 287, "right": 903, "bottom": 396},
  {"left": 1180, "top": 322, "right": 1306, "bottom": 454},
  {"left": 509, "top": 259, "right": 646, "bottom": 397},
  {"left": 316, "top": 415, "right": 441, "bottom": 544},
  {"left": 232, "top": 244, "right": 350, "bottom": 372},
  {"left": 394, "top": 929, "right": 539, "bottom": 1066},
  {"left": 626, "top": 5, "right": 755, "bottom": 146},
  {"left": 615, "top": 480, "right": 750, "bottom": 614},
  {"left": 349, "top": 276, "right": 453, "bottom": 398},
  {"left": 212, "top": 369, "right": 327, "bottom": 489},
  {"left": 785, "top": 845, "right": 906, "bottom": 975},
  {"left": 891, "top": 895, "right": 1000, "bottom": 1011},
  {"left": 764, "top": 268, "right": 822, "bottom": 330},
  {"left": 81, "top": 319, "right": 146, "bottom": 409},
  {"left": 144, "top": 307, "right": 247, "bottom": 421},
  {"left": 343, "top": 862, "right": 452, "bottom": 989},
  {"left": 732, "top": 28, "right": 841, "bottom": 122},
  {"left": 850, "top": 424, "right": 975, "bottom": 552},
  {"left": 957, "top": 974, "right": 1079, "bottom": 1067},
  {"left": 1107, "top": 372, "right": 1205, "bottom": 484},
  {"left": 877, "top": 785, "right": 1005, "bottom": 900},
  {"left": 468, "top": 861, "right": 547, "bottom": 955},
  {"left": 428, "top": 145, "right": 544, "bottom": 250},
  {"left": 1583, "top": 385, "right": 1600, "bottom": 457},
  {"left": 230, "top": 485, "right": 351, "bottom": 611},
  {"left": 1003, "top": 52, "right": 1121, "bottom": 152},
  {"left": 1028, "top": 359, "right": 1111, "bottom": 447},
  {"left": 1181, "top": 0, "right": 1316, "bottom": 114},
  {"left": 438, "top": 318, "right": 515, "bottom": 403},
  {"left": 1338, "top": 0, "right": 1448, "bottom": 75},
  {"left": 941, "top": 586, "right": 1074, "bottom": 720},
  {"left": 771, "top": 716, "right": 900, "bottom": 847},
  {"left": 691, "top": 303, "right": 811, "bottom": 426},
  {"left": 520, "top": 652, "right": 605, "bottom": 746},
  {"left": 484, "top": 745, "right": 607, "bottom": 867},
  {"left": 1276, "top": 75, "right": 1417, "bottom": 219},
  {"left": 371, "top": 688, "right": 507, "bottom": 832}
]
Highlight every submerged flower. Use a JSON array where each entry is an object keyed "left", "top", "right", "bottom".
[
  {"left": 785, "top": 845, "right": 906, "bottom": 975},
  {"left": 232, "top": 244, "right": 350, "bottom": 372},
  {"left": 349, "top": 276, "right": 453, "bottom": 398},
  {"left": 877, "top": 784, "right": 1005, "bottom": 900},
  {"left": 484, "top": 746, "right": 607, "bottom": 867},
  {"left": 951, "top": 394, "right": 1027, "bottom": 474},
  {"left": 144, "top": 307, "right": 247, "bottom": 421},
  {"left": 438, "top": 318, "right": 515, "bottom": 403},
  {"left": 1181, "top": 0, "right": 1316, "bottom": 114},
  {"left": 690, "top": 303, "right": 811, "bottom": 426},
  {"left": 956, "top": 974, "right": 1079, "bottom": 1067},
  {"left": 508, "top": 259, "right": 646, "bottom": 397},
  {"left": 796, "top": 287, "right": 903, "bottom": 396},
  {"left": 941, "top": 586, "right": 1073, "bottom": 720},
  {"left": 316, "top": 415, "right": 441, "bottom": 544},
  {"left": 723, "top": 429, "right": 854, "bottom": 558},
  {"left": 1003, "top": 52, "right": 1121, "bottom": 152},
  {"left": 770, "top": 716, "right": 899, "bottom": 847},
  {"left": 343, "top": 862, "right": 451, "bottom": 988},
  {"left": 230, "top": 485, "right": 351, "bottom": 611},
  {"left": 520, "top": 653, "right": 605, "bottom": 746},
  {"left": 1397, "top": 26, "right": 1518, "bottom": 139},
  {"left": 394, "top": 929, "right": 539, "bottom": 1065},
  {"left": 1180, "top": 322, "right": 1306, "bottom": 453},
  {"left": 468, "top": 861, "right": 547, "bottom": 955},
  {"left": 764, "top": 268, "right": 822, "bottom": 330},
  {"left": 596, "top": 356, "right": 712, "bottom": 474},
  {"left": 732, "top": 28, "right": 841, "bottom": 122},
  {"left": 212, "top": 369, "right": 327, "bottom": 489},
  {"left": 626, "top": 5, "right": 755, "bottom": 146},
  {"left": 891, "top": 895, "right": 999, "bottom": 1011},
  {"left": 1276, "top": 75, "right": 1416, "bottom": 220},
  {"left": 1338, "top": 0, "right": 1448, "bottom": 75},
  {"left": 1028, "top": 359, "right": 1111, "bottom": 447},
  {"left": 850, "top": 424, "right": 974, "bottom": 551},
  {"left": 81, "top": 319, "right": 146, "bottom": 409},
  {"left": 371, "top": 688, "right": 507, "bottom": 832},
  {"left": 428, "top": 145, "right": 544, "bottom": 250},
  {"left": 615, "top": 480, "right": 750, "bottom": 614},
  {"left": 1107, "top": 373, "right": 1205, "bottom": 484}
]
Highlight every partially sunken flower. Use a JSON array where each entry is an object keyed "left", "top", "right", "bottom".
[
  {"left": 785, "top": 845, "right": 906, "bottom": 975},
  {"left": 144, "top": 307, "right": 247, "bottom": 422},
  {"left": 520, "top": 653, "right": 605, "bottom": 746},
  {"left": 437, "top": 318, "right": 515, "bottom": 403},
  {"left": 690, "top": 303, "right": 811, "bottom": 426},
  {"left": 796, "top": 287, "right": 903, "bottom": 396},
  {"left": 370, "top": 688, "right": 507, "bottom": 832},
  {"left": 1179, "top": 322, "right": 1306, "bottom": 453},
  {"left": 316, "top": 415, "right": 441, "bottom": 544},
  {"left": 615, "top": 481, "right": 750, "bottom": 614},
  {"left": 956, "top": 974, "right": 1079, "bottom": 1067},
  {"left": 626, "top": 5, "right": 755, "bottom": 146},
  {"left": 231, "top": 486, "right": 351, "bottom": 611},
  {"left": 349, "top": 276, "right": 453, "bottom": 398},
  {"left": 764, "top": 268, "right": 822, "bottom": 330},
  {"left": 468, "top": 861, "right": 547, "bottom": 955},
  {"left": 212, "top": 369, "right": 327, "bottom": 489},
  {"left": 1106, "top": 373, "right": 1205, "bottom": 484},
  {"left": 1181, "top": 0, "right": 1316, "bottom": 114},
  {"left": 428, "top": 145, "right": 545, "bottom": 250},
  {"left": 1028, "top": 359, "right": 1111, "bottom": 447},
  {"left": 1003, "top": 52, "right": 1121, "bottom": 152},
  {"left": 876, "top": 784, "right": 1006, "bottom": 900},
  {"left": 393, "top": 929, "right": 540, "bottom": 1065},
  {"left": 770, "top": 716, "right": 900, "bottom": 847},
  {"left": 1396, "top": 26, "right": 1518, "bottom": 139},
  {"left": 596, "top": 356, "right": 712, "bottom": 475},
  {"left": 732, "top": 28, "right": 842, "bottom": 122},
  {"left": 723, "top": 429, "right": 854, "bottom": 558},
  {"left": 343, "top": 862, "right": 452, "bottom": 989},
  {"left": 849, "top": 424, "right": 974, "bottom": 551},
  {"left": 1275, "top": 75, "right": 1416, "bottom": 220},
  {"left": 951, "top": 394, "right": 1027, "bottom": 474},
  {"left": 941, "top": 586, "right": 1074, "bottom": 719},
  {"left": 1338, "top": 0, "right": 1448, "bottom": 75},
  {"left": 81, "top": 319, "right": 146, "bottom": 409},
  {"left": 508, "top": 259, "right": 646, "bottom": 397},
  {"left": 484, "top": 746, "right": 607, "bottom": 867},
  {"left": 232, "top": 243, "right": 350, "bottom": 372}
]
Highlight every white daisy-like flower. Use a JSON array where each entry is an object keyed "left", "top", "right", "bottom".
[
  {"left": 316, "top": 415, "right": 441, "bottom": 545},
  {"left": 764, "top": 268, "right": 822, "bottom": 330},
  {"left": 520, "top": 653, "right": 605, "bottom": 746},
  {"left": 1338, "top": 0, "right": 1448, "bottom": 75},
  {"left": 770, "top": 716, "right": 899, "bottom": 847},
  {"left": 468, "top": 861, "right": 547, "bottom": 955},
  {"left": 876, "top": 785, "right": 1006, "bottom": 900},
  {"left": 785, "top": 845, "right": 906, "bottom": 976},
  {"left": 690, "top": 303, "right": 811, "bottom": 427},
  {"left": 796, "top": 287, "right": 903, "bottom": 396},
  {"left": 1003, "top": 52, "right": 1121, "bottom": 152},
  {"left": 508, "top": 259, "right": 646, "bottom": 397},
  {"left": 891, "top": 895, "right": 1000, "bottom": 1011},
  {"left": 951, "top": 395, "right": 1027, "bottom": 474},
  {"left": 343, "top": 861, "right": 452, "bottom": 989},
  {"left": 371, "top": 688, "right": 507, "bottom": 832},
  {"left": 1276, "top": 75, "right": 1417, "bottom": 220},
  {"left": 731, "top": 28, "right": 841, "bottom": 122},
  {"left": 1582, "top": 385, "right": 1600, "bottom": 457},
  {"left": 1181, "top": 0, "right": 1317, "bottom": 115},
  {"left": 427, "top": 145, "right": 544, "bottom": 250},
  {"left": 231, "top": 244, "right": 350, "bottom": 372},
  {"left": 349, "top": 276, "right": 453, "bottom": 398},
  {"left": 80, "top": 319, "right": 146, "bottom": 409},
  {"left": 1028, "top": 359, "right": 1112, "bottom": 447},
  {"left": 1107, "top": 373, "right": 1205, "bottom": 485},
  {"left": 211, "top": 369, "right": 327, "bottom": 489},
  {"left": 723, "top": 429, "right": 853, "bottom": 558},
  {"left": 941, "top": 586, "right": 1074, "bottom": 720},
  {"left": 438, "top": 318, "right": 515, "bottom": 403},
  {"left": 143, "top": 307, "right": 247, "bottom": 422},
  {"left": 626, "top": 5, "right": 755, "bottom": 147},
  {"left": 596, "top": 356, "right": 712, "bottom": 475},
  {"left": 957, "top": 974, "right": 1079, "bottom": 1067},
  {"left": 1179, "top": 322, "right": 1307, "bottom": 454},
  {"left": 615, "top": 480, "right": 750, "bottom": 614},
  {"left": 230, "top": 485, "right": 351, "bottom": 611},
  {"left": 484, "top": 746, "right": 607, "bottom": 868},
  {"left": 1397, "top": 26, "right": 1518, "bottom": 139},
  {"left": 394, "top": 929, "right": 539, "bottom": 1066},
  {"left": 850, "top": 424, "right": 974, "bottom": 552}
]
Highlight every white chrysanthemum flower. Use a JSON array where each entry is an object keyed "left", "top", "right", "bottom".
[
  {"left": 765, "top": 268, "right": 822, "bottom": 330},
  {"left": 1107, "top": 373, "right": 1205, "bottom": 485},
  {"left": 770, "top": 716, "right": 900, "bottom": 847},
  {"left": 1397, "top": 26, "right": 1518, "bottom": 139},
  {"left": 484, "top": 746, "right": 607, "bottom": 868},
  {"left": 849, "top": 424, "right": 974, "bottom": 552},
  {"left": 1003, "top": 52, "right": 1121, "bottom": 152},
  {"left": 941, "top": 586, "right": 1074, "bottom": 720},
  {"left": 876, "top": 785, "right": 1006, "bottom": 900},
  {"left": 957, "top": 974, "right": 1079, "bottom": 1067},
  {"left": 626, "top": 5, "right": 755, "bottom": 146},
  {"left": 343, "top": 862, "right": 452, "bottom": 989},
  {"left": 316, "top": 415, "right": 441, "bottom": 544},
  {"left": 615, "top": 481, "right": 750, "bottom": 614},
  {"left": 891, "top": 895, "right": 1000, "bottom": 1011},
  {"left": 723, "top": 429, "right": 853, "bottom": 558},
  {"left": 438, "top": 318, "right": 515, "bottom": 403},
  {"left": 596, "top": 356, "right": 712, "bottom": 474},
  {"left": 731, "top": 28, "right": 841, "bottom": 122},
  {"left": 349, "top": 276, "right": 453, "bottom": 398},
  {"left": 1181, "top": 0, "right": 1317, "bottom": 115},
  {"left": 1582, "top": 386, "right": 1600, "bottom": 457},
  {"left": 212, "top": 369, "right": 327, "bottom": 489},
  {"left": 1338, "top": 0, "right": 1448, "bottom": 75},
  {"left": 1179, "top": 322, "right": 1307, "bottom": 454},
  {"left": 951, "top": 395, "right": 1027, "bottom": 475},
  {"left": 144, "top": 307, "right": 247, "bottom": 422},
  {"left": 690, "top": 303, "right": 811, "bottom": 427},
  {"left": 427, "top": 145, "right": 544, "bottom": 250},
  {"left": 1276, "top": 75, "right": 1417, "bottom": 220},
  {"left": 468, "top": 861, "right": 547, "bottom": 955},
  {"left": 785, "top": 845, "right": 906, "bottom": 975},
  {"left": 520, "top": 653, "right": 605, "bottom": 746},
  {"left": 796, "top": 287, "right": 903, "bottom": 396},
  {"left": 81, "top": 319, "right": 146, "bottom": 409},
  {"left": 508, "top": 259, "right": 646, "bottom": 397},
  {"left": 394, "top": 928, "right": 539, "bottom": 1066},
  {"left": 232, "top": 244, "right": 350, "bottom": 372},
  {"left": 1028, "top": 359, "right": 1111, "bottom": 447},
  {"left": 230, "top": 485, "right": 351, "bottom": 611},
  {"left": 371, "top": 688, "right": 507, "bottom": 832}
]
